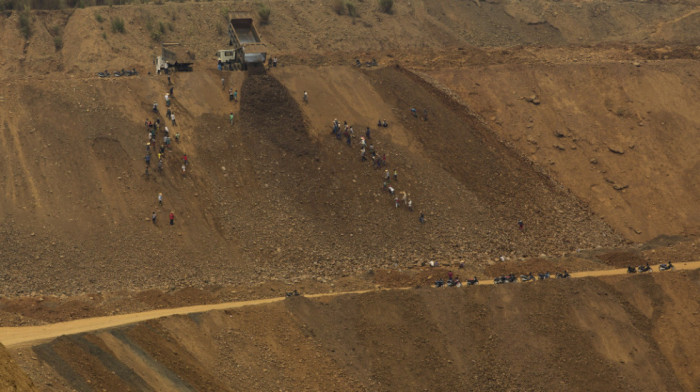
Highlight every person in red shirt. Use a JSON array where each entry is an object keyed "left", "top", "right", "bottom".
[
  {"left": 169, "top": 211, "right": 175, "bottom": 225},
  {"left": 182, "top": 154, "right": 188, "bottom": 166}
]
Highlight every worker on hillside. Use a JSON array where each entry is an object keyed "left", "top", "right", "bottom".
[
  {"left": 229, "top": 112, "right": 234, "bottom": 125},
  {"left": 169, "top": 211, "right": 175, "bottom": 225},
  {"left": 158, "top": 192, "right": 163, "bottom": 206},
  {"left": 393, "top": 169, "right": 398, "bottom": 181},
  {"left": 229, "top": 88, "right": 234, "bottom": 101},
  {"left": 165, "top": 93, "right": 170, "bottom": 107},
  {"left": 152, "top": 211, "right": 157, "bottom": 224},
  {"left": 365, "top": 127, "right": 371, "bottom": 139},
  {"left": 182, "top": 154, "right": 188, "bottom": 166},
  {"left": 221, "top": 77, "right": 225, "bottom": 89},
  {"left": 518, "top": 220, "right": 524, "bottom": 231},
  {"left": 303, "top": 91, "right": 308, "bottom": 103},
  {"left": 170, "top": 113, "right": 176, "bottom": 126},
  {"left": 419, "top": 212, "right": 425, "bottom": 224},
  {"left": 233, "top": 90, "right": 238, "bottom": 102},
  {"left": 411, "top": 107, "right": 417, "bottom": 117}
]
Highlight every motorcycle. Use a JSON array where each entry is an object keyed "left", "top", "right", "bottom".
[
  {"left": 556, "top": 271, "right": 571, "bottom": 279},
  {"left": 493, "top": 276, "right": 506, "bottom": 285},
  {"left": 638, "top": 264, "right": 652, "bottom": 273},
  {"left": 627, "top": 266, "right": 637, "bottom": 273},
  {"left": 659, "top": 262, "right": 675, "bottom": 271},
  {"left": 434, "top": 279, "right": 445, "bottom": 288},
  {"left": 505, "top": 274, "right": 517, "bottom": 283},
  {"left": 520, "top": 273, "right": 535, "bottom": 282},
  {"left": 97, "top": 71, "right": 110, "bottom": 78},
  {"left": 466, "top": 277, "right": 479, "bottom": 286},
  {"left": 285, "top": 289, "right": 300, "bottom": 297},
  {"left": 538, "top": 272, "right": 550, "bottom": 280}
]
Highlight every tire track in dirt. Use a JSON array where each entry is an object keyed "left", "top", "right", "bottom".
[{"left": 1, "top": 263, "right": 698, "bottom": 349}]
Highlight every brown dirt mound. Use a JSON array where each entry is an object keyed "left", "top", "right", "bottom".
[{"left": 0, "top": 343, "right": 35, "bottom": 392}]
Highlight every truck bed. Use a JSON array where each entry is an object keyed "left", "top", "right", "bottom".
[{"left": 235, "top": 26, "right": 259, "bottom": 44}]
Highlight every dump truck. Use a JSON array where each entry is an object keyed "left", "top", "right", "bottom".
[
  {"left": 155, "top": 43, "right": 193, "bottom": 74},
  {"left": 225, "top": 16, "right": 267, "bottom": 70}
]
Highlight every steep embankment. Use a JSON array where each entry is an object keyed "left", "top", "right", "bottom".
[
  {"left": 0, "top": 343, "right": 36, "bottom": 392},
  {"left": 11, "top": 270, "right": 699, "bottom": 391},
  {"left": 0, "top": 62, "right": 627, "bottom": 296},
  {"left": 427, "top": 59, "right": 700, "bottom": 240}
]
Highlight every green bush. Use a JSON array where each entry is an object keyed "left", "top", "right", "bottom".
[
  {"left": 345, "top": 1, "right": 357, "bottom": 18},
  {"left": 53, "top": 35, "right": 63, "bottom": 50},
  {"left": 150, "top": 29, "right": 161, "bottom": 41},
  {"left": 332, "top": 0, "right": 345, "bottom": 15},
  {"left": 257, "top": 4, "right": 270, "bottom": 24},
  {"left": 346, "top": 1, "right": 357, "bottom": 17},
  {"left": 18, "top": 11, "right": 31, "bottom": 39},
  {"left": 111, "top": 16, "right": 125, "bottom": 33},
  {"left": 158, "top": 21, "right": 165, "bottom": 33},
  {"left": 95, "top": 13, "right": 104, "bottom": 22},
  {"left": 378, "top": 0, "right": 392, "bottom": 13}
]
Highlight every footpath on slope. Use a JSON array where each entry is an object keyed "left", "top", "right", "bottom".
[{"left": 1, "top": 261, "right": 698, "bottom": 349}]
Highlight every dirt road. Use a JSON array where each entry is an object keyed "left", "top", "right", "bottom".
[{"left": 2, "top": 261, "right": 697, "bottom": 349}]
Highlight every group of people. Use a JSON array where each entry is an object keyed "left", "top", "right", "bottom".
[
  {"left": 434, "top": 270, "right": 479, "bottom": 287},
  {"left": 145, "top": 75, "right": 189, "bottom": 226},
  {"left": 328, "top": 117, "right": 424, "bottom": 223}
]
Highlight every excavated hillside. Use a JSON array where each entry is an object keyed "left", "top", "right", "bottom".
[
  {"left": 0, "top": 63, "right": 627, "bottom": 296},
  {"left": 8, "top": 270, "right": 699, "bottom": 391},
  {"left": 0, "top": 0, "right": 699, "bottom": 390}
]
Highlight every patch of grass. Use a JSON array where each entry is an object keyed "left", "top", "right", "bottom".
[
  {"left": 346, "top": 1, "right": 357, "bottom": 17},
  {"left": 378, "top": 0, "right": 392, "bottom": 14},
  {"left": 166, "top": 21, "right": 173, "bottom": 31},
  {"left": 111, "top": 16, "right": 125, "bottom": 33},
  {"left": 53, "top": 35, "right": 63, "bottom": 50},
  {"left": 219, "top": 6, "right": 229, "bottom": 20},
  {"left": 158, "top": 21, "right": 165, "bottom": 33},
  {"left": 150, "top": 29, "right": 161, "bottom": 41},
  {"left": 257, "top": 3, "right": 270, "bottom": 24},
  {"left": 216, "top": 22, "right": 224, "bottom": 36},
  {"left": 95, "top": 13, "right": 104, "bottom": 23},
  {"left": 102, "top": 31, "right": 107, "bottom": 39},
  {"left": 332, "top": 0, "right": 345, "bottom": 15},
  {"left": 18, "top": 10, "right": 31, "bottom": 39}
]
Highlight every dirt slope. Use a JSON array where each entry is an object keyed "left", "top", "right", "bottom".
[
  {"left": 427, "top": 58, "right": 700, "bottom": 240},
  {"left": 0, "top": 343, "right": 36, "bottom": 392},
  {"left": 10, "top": 270, "right": 699, "bottom": 391},
  {"left": 0, "top": 58, "right": 634, "bottom": 297}
]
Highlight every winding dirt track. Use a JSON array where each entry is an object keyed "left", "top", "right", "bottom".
[{"left": 2, "top": 261, "right": 698, "bottom": 349}]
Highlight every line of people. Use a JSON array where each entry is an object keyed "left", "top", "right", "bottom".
[{"left": 329, "top": 118, "right": 422, "bottom": 222}]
